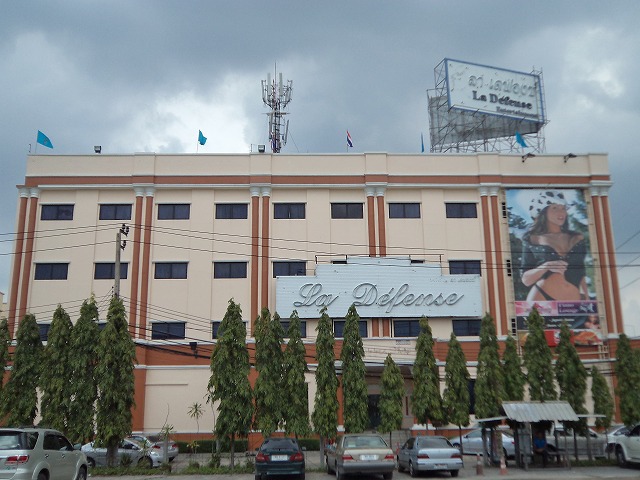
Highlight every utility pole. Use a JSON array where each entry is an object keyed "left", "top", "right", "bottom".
[{"left": 114, "top": 223, "right": 129, "bottom": 298}]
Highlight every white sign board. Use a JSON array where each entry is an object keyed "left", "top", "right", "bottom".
[
  {"left": 445, "top": 59, "right": 545, "bottom": 123},
  {"left": 276, "top": 259, "right": 482, "bottom": 318}
]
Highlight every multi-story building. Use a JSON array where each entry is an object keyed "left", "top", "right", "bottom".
[{"left": 7, "top": 151, "right": 622, "bottom": 437}]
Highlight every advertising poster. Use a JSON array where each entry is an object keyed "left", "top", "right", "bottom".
[{"left": 506, "top": 188, "right": 602, "bottom": 345}]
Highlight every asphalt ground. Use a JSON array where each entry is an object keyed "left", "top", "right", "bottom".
[{"left": 91, "top": 450, "right": 640, "bottom": 480}]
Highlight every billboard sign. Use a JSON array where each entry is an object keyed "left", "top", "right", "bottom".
[
  {"left": 445, "top": 59, "right": 545, "bottom": 124},
  {"left": 276, "top": 257, "right": 482, "bottom": 319},
  {"left": 506, "top": 188, "right": 602, "bottom": 345}
]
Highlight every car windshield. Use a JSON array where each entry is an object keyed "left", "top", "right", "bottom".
[
  {"left": 0, "top": 432, "right": 38, "bottom": 450},
  {"left": 345, "top": 436, "right": 387, "bottom": 448},
  {"left": 419, "top": 437, "right": 451, "bottom": 448},
  {"left": 261, "top": 438, "right": 298, "bottom": 451}
]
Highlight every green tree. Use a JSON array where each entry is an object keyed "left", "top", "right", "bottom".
[
  {"left": 208, "top": 299, "right": 253, "bottom": 469},
  {"left": 378, "top": 354, "right": 404, "bottom": 443},
  {"left": 442, "top": 333, "right": 470, "bottom": 436},
  {"left": 188, "top": 402, "right": 204, "bottom": 454},
  {"left": 340, "top": 305, "right": 368, "bottom": 433},
  {"left": 590, "top": 366, "right": 613, "bottom": 430},
  {"left": 522, "top": 308, "right": 556, "bottom": 401},
  {"left": 555, "top": 322, "right": 587, "bottom": 415},
  {"left": 411, "top": 317, "right": 443, "bottom": 427},
  {"left": 40, "top": 305, "right": 74, "bottom": 433},
  {"left": 474, "top": 313, "right": 504, "bottom": 421},
  {"left": 0, "top": 319, "right": 11, "bottom": 401},
  {"left": 282, "top": 311, "right": 310, "bottom": 438},
  {"left": 3, "top": 314, "right": 42, "bottom": 425},
  {"left": 253, "top": 308, "right": 285, "bottom": 437},
  {"left": 95, "top": 296, "right": 137, "bottom": 466},
  {"left": 615, "top": 334, "right": 640, "bottom": 426},
  {"left": 502, "top": 335, "right": 525, "bottom": 401},
  {"left": 312, "top": 306, "right": 339, "bottom": 463},
  {"left": 68, "top": 297, "right": 100, "bottom": 444}
]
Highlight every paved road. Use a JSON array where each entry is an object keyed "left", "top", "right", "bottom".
[{"left": 92, "top": 451, "right": 640, "bottom": 480}]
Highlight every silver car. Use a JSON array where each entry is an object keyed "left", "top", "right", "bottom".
[
  {"left": 397, "top": 435, "right": 462, "bottom": 478},
  {"left": 325, "top": 433, "right": 395, "bottom": 480},
  {"left": 127, "top": 435, "right": 178, "bottom": 465},
  {"left": 81, "top": 438, "right": 152, "bottom": 468},
  {"left": 449, "top": 428, "right": 516, "bottom": 458},
  {"left": 0, "top": 427, "right": 88, "bottom": 480}
]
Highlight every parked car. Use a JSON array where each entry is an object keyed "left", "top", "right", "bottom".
[
  {"left": 397, "top": 435, "right": 462, "bottom": 477},
  {"left": 127, "top": 434, "right": 178, "bottom": 464},
  {"left": 325, "top": 433, "right": 395, "bottom": 480},
  {"left": 81, "top": 438, "right": 153, "bottom": 468},
  {"left": 605, "top": 425, "right": 629, "bottom": 454},
  {"left": 449, "top": 428, "right": 516, "bottom": 458},
  {"left": 254, "top": 437, "right": 305, "bottom": 480},
  {"left": 545, "top": 425, "right": 607, "bottom": 458},
  {"left": 0, "top": 427, "right": 88, "bottom": 480},
  {"left": 614, "top": 424, "right": 640, "bottom": 466}
]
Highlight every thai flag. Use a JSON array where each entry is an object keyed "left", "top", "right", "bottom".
[{"left": 346, "top": 130, "right": 353, "bottom": 148}]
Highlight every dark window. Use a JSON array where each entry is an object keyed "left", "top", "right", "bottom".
[
  {"left": 274, "top": 203, "right": 306, "bottom": 219},
  {"left": 151, "top": 322, "right": 186, "bottom": 340},
  {"left": 94, "top": 262, "right": 128, "bottom": 279},
  {"left": 332, "top": 259, "right": 347, "bottom": 265},
  {"left": 393, "top": 319, "right": 422, "bottom": 337},
  {"left": 445, "top": 202, "right": 477, "bottom": 218},
  {"left": 158, "top": 204, "right": 190, "bottom": 220},
  {"left": 411, "top": 259, "right": 425, "bottom": 264},
  {"left": 331, "top": 203, "right": 363, "bottom": 219},
  {"left": 280, "top": 321, "right": 307, "bottom": 338},
  {"left": 389, "top": 203, "right": 420, "bottom": 218},
  {"left": 99, "top": 204, "right": 132, "bottom": 220},
  {"left": 41, "top": 204, "right": 74, "bottom": 221},
  {"left": 273, "top": 261, "right": 306, "bottom": 277},
  {"left": 34, "top": 263, "right": 69, "bottom": 280},
  {"left": 453, "top": 319, "right": 482, "bottom": 336},
  {"left": 212, "top": 321, "right": 222, "bottom": 339},
  {"left": 97, "top": 322, "right": 107, "bottom": 331},
  {"left": 214, "top": 262, "right": 247, "bottom": 279},
  {"left": 154, "top": 262, "right": 188, "bottom": 279},
  {"left": 38, "top": 323, "right": 51, "bottom": 342},
  {"left": 333, "top": 320, "right": 368, "bottom": 338},
  {"left": 449, "top": 260, "right": 482, "bottom": 275},
  {"left": 216, "top": 203, "right": 248, "bottom": 219}
]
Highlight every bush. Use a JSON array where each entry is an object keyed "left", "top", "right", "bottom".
[
  {"left": 208, "top": 453, "right": 221, "bottom": 468},
  {"left": 119, "top": 454, "right": 133, "bottom": 467}
]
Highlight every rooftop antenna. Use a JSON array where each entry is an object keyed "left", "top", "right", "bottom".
[{"left": 261, "top": 66, "right": 292, "bottom": 153}]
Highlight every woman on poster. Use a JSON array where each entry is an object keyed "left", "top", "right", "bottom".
[{"left": 520, "top": 190, "right": 589, "bottom": 302}]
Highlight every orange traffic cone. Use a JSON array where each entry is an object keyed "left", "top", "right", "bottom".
[
  {"left": 500, "top": 454, "right": 508, "bottom": 475},
  {"left": 476, "top": 453, "right": 484, "bottom": 476}
]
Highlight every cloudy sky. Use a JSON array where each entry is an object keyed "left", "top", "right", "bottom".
[{"left": 2, "top": 1, "right": 639, "bottom": 333}]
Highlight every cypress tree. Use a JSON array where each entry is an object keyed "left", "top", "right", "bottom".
[
  {"left": 442, "top": 333, "right": 470, "bottom": 430},
  {"left": 502, "top": 335, "right": 525, "bottom": 401},
  {"left": 590, "top": 366, "right": 613, "bottom": 430},
  {"left": 0, "top": 319, "right": 11, "bottom": 401},
  {"left": 555, "top": 322, "right": 587, "bottom": 415},
  {"left": 475, "top": 313, "right": 504, "bottom": 421},
  {"left": 340, "top": 305, "right": 368, "bottom": 433},
  {"left": 378, "top": 354, "right": 404, "bottom": 443},
  {"left": 411, "top": 317, "right": 443, "bottom": 427},
  {"left": 522, "top": 308, "right": 556, "bottom": 401},
  {"left": 615, "top": 334, "right": 640, "bottom": 426},
  {"left": 283, "top": 310, "right": 310, "bottom": 438}
]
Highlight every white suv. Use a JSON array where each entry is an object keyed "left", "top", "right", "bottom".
[{"left": 614, "top": 424, "right": 640, "bottom": 467}]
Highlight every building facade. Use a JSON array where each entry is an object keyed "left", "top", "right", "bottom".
[{"left": 7, "top": 151, "right": 622, "bottom": 436}]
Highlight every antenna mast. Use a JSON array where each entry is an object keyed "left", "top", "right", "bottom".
[{"left": 261, "top": 68, "right": 292, "bottom": 153}]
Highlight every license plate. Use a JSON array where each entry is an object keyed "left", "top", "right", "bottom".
[
  {"left": 434, "top": 464, "right": 447, "bottom": 469},
  {"left": 361, "top": 454, "right": 378, "bottom": 461},
  {"left": 271, "top": 455, "right": 288, "bottom": 461}
]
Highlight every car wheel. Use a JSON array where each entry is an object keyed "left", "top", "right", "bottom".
[
  {"left": 397, "top": 460, "right": 404, "bottom": 472},
  {"left": 254, "top": 475, "right": 262, "bottom": 480},
  {"left": 409, "top": 460, "right": 417, "bottom": 478},
  {"left": 86, "top": 457, "right": 96, "bottom": 469},
  {"left": 138, "top": 456, "right": 153, "bottom": 468},
  {"left": 450, "top": 470, "right": 459, "bottom": 478},
  {"left": 299, "top": 474, "right": 305, "bottom": 480},
  {"left": 617, "top": 447, "right": 628, "bottom": 467},
  {"left": 75, "top": 467, "right": 87, "bottom": 480},
  {"left": 37, "top": 472, "right": 47, "bottom": 480},
  {"left": 336, "top": 467, "right": 344, "bottom": 480},
  {"left": 326, "top": 457, "right": 334, "bottom": 474},
  {"left": 383, "top": 472, "right": 393, "bottom": 480}
]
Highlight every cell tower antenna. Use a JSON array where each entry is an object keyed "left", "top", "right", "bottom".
[{"left": 261, "top": 67, "right": 292, "bottom": 153}]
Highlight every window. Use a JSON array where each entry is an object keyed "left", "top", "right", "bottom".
[
  {"left": 212, "top": 320, "right": 247, "bottom": 339},
  {"left": 151, "top": 322, "right": 186, "bottom": 340},
  {"left": 41, "top": 204, "right": 74, "bottom": 221},
  {"left": 389, "top": 203, "right": 420, "bottom": 218},
  {"left": 34, "top": 263, "right": 69, "bottom": 280},
  {"left": 214, "top": 261, "right": 247, "bottom": 279},
  {"left": 453, "top": 319, "right": 482, "bottom": 336},
  {"left": 445, "top": 202, "right": 477, "bottom": 218},
  {"left": 449, "top": 260, "right": 482, "bottom": 275},
  {"left": 393, "top": 319, "right": 422, "bottom": 337},
  {"left": 38, "top": 323, "right": 51, "bottom": 342},
  {"left": 158, "top": 204, "right": 190, "bottom": 220},
  {"left": 333, "top": 320, "right": 368, "bottom": 338},
  {"left": 154, "top": 262, "right": 188, "bottom": 279},
  {"left": 99, "top": 204, "right": 132, "bottom": 220},
  {"left": 274, "top": 203, "right": 305, "bottom": 219},
  {"left": 331, "top": 203, "right": 363, "bottom": 219},
  {"left": 273, "top": 261, "right": 306, "bottom": 277},
  {"left": 216, "top": 203, "right": 248, "bottom": 219},
  {"left": 94, "top": 262, "right": 129, "bottom": 280},
  {"left": 281, "top": 321, "right": 307, "bottom": 338}
]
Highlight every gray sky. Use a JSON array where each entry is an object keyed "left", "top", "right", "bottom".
[{"left": 2, "top": 1, "right": 639, "bottom": 333}]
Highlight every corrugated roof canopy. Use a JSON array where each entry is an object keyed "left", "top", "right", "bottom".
[{"left": 501, "top": 401, "right": 579, "bottom": 423}]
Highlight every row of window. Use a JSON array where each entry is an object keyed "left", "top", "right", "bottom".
[
  {"left": 41, "top": 202, "right": 478, "bottom": 221},
  {"left": 34, "top": 259, "right": 481, "bottom": 280}
]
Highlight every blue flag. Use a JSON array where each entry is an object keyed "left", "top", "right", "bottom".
[
  {"left": 198, "top": 130, "right": 207, "bottom": 146},
  {"left": 37, "top": 130, "right": 53, "bottom": 149},
  {"left": 515, "top": 131, "right": 527, "bottom": 148}
]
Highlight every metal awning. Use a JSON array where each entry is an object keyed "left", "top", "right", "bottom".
[{"left": 501, "top": 401, "right": 579, "bottom": 423}]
